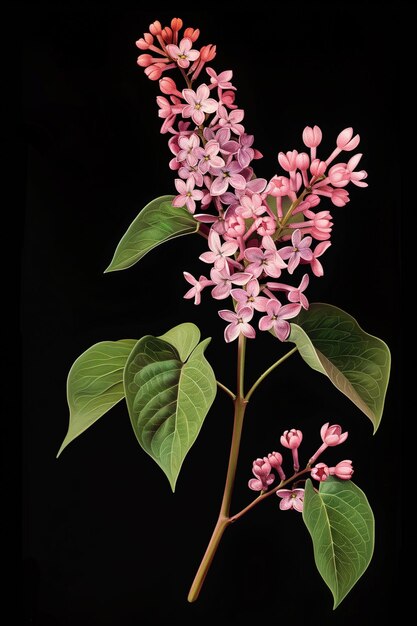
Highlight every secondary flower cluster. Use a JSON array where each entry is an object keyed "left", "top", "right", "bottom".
[
  {"left": 136, "top": 18, "right": 368, "bottom": 343},
  {"left": 248, "top": 422, "right": 353, "bottom": 512}
]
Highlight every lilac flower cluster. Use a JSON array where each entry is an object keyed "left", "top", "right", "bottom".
[
  {"left": 248, "top": 422, "right": 353, "bottom": 512},
  {"left": 137, "top": 18, "right": 368, "bottom": 343}
]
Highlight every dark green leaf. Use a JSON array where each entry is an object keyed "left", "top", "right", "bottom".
[{"left": 105, "top": 195, "right": 199, "bottom": 272}]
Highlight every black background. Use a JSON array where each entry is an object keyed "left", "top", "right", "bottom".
[{"left": 20, "top": 4, "right": 405, "bottom": 626}]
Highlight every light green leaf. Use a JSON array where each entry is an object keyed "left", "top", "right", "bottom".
[
  {"left": 105, "top": 195, "right": 199, "bottom": 272},
  {"left": 158, "top": 322, "right": 200, "bottom": 362},
  {"left": 124, "top": 326, "right": 216, "bottom": 491},
  {"left": 58, "top": 339, "right": 137, "bottom": 457},
  {"left": 288, "top": 303, "right": 390, "bottom": 431},
  {"left": 303, "top": 477, "right": 374, "bottom": 609}
]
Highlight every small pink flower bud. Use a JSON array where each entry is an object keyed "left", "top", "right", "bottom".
[
  {"left": 320, "top": 422, "right": 348, "bottom": 446},
  {"left": 331, "top": 188, "right": 350, "bottom": 207},
  {"left": 161, "top": 27, "right": 173, "bottom": 43},
  {"left": 280, "top": 429, "right": 303, "bottom": 449},
  {"left": 248, "top": 458, "right": 275, "bottom": 491},
  {"left": 184, "top": 27, "right": 200, "bottom": 42},
  {"left": 330, "top": 460, "right": 354, "bottom": 480},
  {"left": 311, "top": 463, "right": 330, "bottom": 482},
  {"left": 221, "top": 90, "right": 237, "bottom": 109},
  {"left": 136, "top": 33, "right": 154, "bottom": 49},
  {"left": 224, "top": 215, "right": 245, "bottom": 238},
  {"left": 171, "top": 17, "right": 183, "bottom": 32},
  {"left": 200, "top": 44, "right": 217, "bottom": 62},
  {"left": 336, "top": 127, "right": 360, "bottom": 151},
  {"left": 310, "top": 159, "right": 327, "bottom": 177},
  {"left": 159, "top": 76, "right": 181, "bottom": 97},
  {"left": 137, "top": 54, "right": 153, "bottom": 67},
  {"left": 296, "top": 152, "right": 310, "bottom": 170},
  {"left": 268, "top": 452, "right": 285, "bottom": 481},
  {"left": 278, "top": 150, "right": 298, "bottom": 172},
  {"left": 149, "top": 20, "right": 162, "bottom": 36},
  {"left": 145, "top": 63, "right": 164, "bottom": 81},
  {"left": 302, "top": 125, "right": 322, "bottom": 148}
]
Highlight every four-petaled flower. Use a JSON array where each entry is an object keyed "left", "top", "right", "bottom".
[
  {"left": 276, "top": 488, "right": 305, "bottom": 512},
  {"left": 182, "top": 84, "right": 218, "bottom": 125},
  {"left": 231, "top": 278, "right": 269, "bottom": 312},
  {"left": 195, "top": 140, "right": 225, "bottom": 174},
  {"left": 173, "top": 177, "right": 204, "bottom": 213},
  {"left": 210, "top": 266, "right": 251, "bottom": 300},
  {"left": 258, "top": 299, "right": 301, "bottom": 341},
  {"left": 166, "top": 37, "right": 200, "bottom": 69},
  {"left": 218, "top": 306, "right": 256, "bottom": 342},
  {"left": 199, "top": 229, "right": 238, "bottom": 269},
  {"left": 280, "top": 229, "right": 314, "bottom": 274},
  {"left": 183, "top": 272, "right": 212, "bottom": 305}
]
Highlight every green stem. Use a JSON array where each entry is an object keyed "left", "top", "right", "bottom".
[
  {"left": 230, "top": 467, "right": 311, "bottom": 523},
  {"left": 187, "top": 335, "right": 247, "bottom": 602},
  {"left": 275, "top": 188, "right": 309, "bottom": 239},
  {"left": 216, "top": 380, "right": 236, "bottom": 401},
  {"left": 245, "top": 347, "right": 297, "bottom": 402}
]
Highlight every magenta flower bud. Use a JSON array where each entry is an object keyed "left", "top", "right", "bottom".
[
  {"left": 320, "top": 422, "right": 348, "bottom": 446},
  {"left": 330, "top": 460, "right": 354, "bottom": 480},
  {"left": 336, "top": 127, "right": 360, "bottom": 151},
  {"left": 280, "top": 429, "right": 303, "bottom": 449},
  {"left": 311, "top": 463, "right": 330, "bottom": 482},
  {"left": 302, "top": 125, "right": 322, "bottom": 148},
  {"left": 137, "top": 54, "right": 154, "bottom": 67},
  {"left": 221, "top": 90, "right": 237, "bottom": 109},
  {"left": 145, "top": 63, "right": 165, "bottom": 81}
]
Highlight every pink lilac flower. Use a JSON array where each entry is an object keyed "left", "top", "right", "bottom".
[
  {"left": 266, "top": 274, "right": 310, "bottom": 310},
  {"left": 206, "top": 67, "right": 235, "bottom": 91},
  {"left": 311, "top": 463, "right": 330, "bottom": 482},
  {"left": 178, "top": 162, "right": 204, "bottom": 187},
  {"left": 218, "top": 306, "right": 256, "bottom": 342},
  {"left": 166, "top": 37, "right": 200, "bottom": 69},
  {"left": 199, "top": 229, "right": 238, "bottom": 269},
  {"left": 177, "top": 133, "right": 200, "bottom": 166},
  {"left": 211, "top": 159, "right": 246, "bottom": 195},
  {"left": 210, "top": 266, "right": 251, "bottom": 299},
  {"left": 310, "top": 241, "right": 332, "bottom": 277},
  {"left": 280, "top": 229, "right": 313, "bottom": 274},
  {"left": 235, "top": 194, "right": 266, "bottom": 219},
  {"left": 194, "top": 140, "right": 225, "bottom": 174},
  {"left": 267, "top": 452, "right": 286, "bottom": 481},
  {"left": 244, "top": 237, "right": 287, "bottom": 279},
  {"left": 236, "top": 134, "right": 260, "bottom": 168},
  {"left": 248, "top": 458, "right": 275, "bottom": 492},
  {"left": 231, "top": 278, "right": 269, "bottom": 312},
  {"left": 182, "top": 84, "right": 218, "bottom": 125},
  {"left": 258, "top": 299, "right": 301, "bottom": 341},
  {"left": 325, "top": 127, "right": 361, "bottom": 165},
  {"left": 290, "top": 210, "right": 333, "bottom": 241},
  {"left": 302, "top": 125, "right": 322, "bottom": 162},
  {"left": 276, "top": 488, "right": 304, "bottom": 512},
  {"left": 218, "top": 105, "right": 245, "bottom": 135},
  {"left": 309, "top": 422, "right": 348, "bottom": 464},
  {"left": 183, "top": 272, "right": 212, "bottom": 305},
  {"left": 329, "top": 460, "right": 354, "bottom": 480},
  {"left": 173, "top": 177, "right": 204, "bottom": 213},
  {"left": 280, "top": 427, "right": 303, "bottom": 471}
]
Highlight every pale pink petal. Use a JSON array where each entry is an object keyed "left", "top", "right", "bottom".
[
  {"left": 196, "top": 84, "right": 210, "bottom": 101},
  {"left": 292, "top": 497, "right": 304, "bottom": 512},
  {"left": 179, "top": 37, "right": 192, "bottom": 53},
  {"left": 212, "top": 283, "right": 231, "bottom": 299},
  {"left": 192, "top": 109, "right": 205, "bottom": 125},
  {"left": 259, "top": 315, "right": 274, "bottom": 331},
  {"left": 279, "top": 246, "right": 294, "bottom": 260},
  {"left": 274, "top": 319, "right": 290, "bottom": 341},
  {"left": 241, "top": 323, "right": 256, "bottom": 339},
  {"left": 182, "top": 89, "right": 197, "bottom": 106},
  {"left": 248, "top": 478, "right": 264, "bottom": 491},
  {"left": 298, "top": 248, "right": 313, "bottom": 262},
  {"left": 199, "top": 251, "right": 217, "bottom": 264},
  {"left": 201, "top": 98, "right": 219, "bottom": 114},
  {"left": 187, "top": 49, "right": 200, "bottom": 62},
  {"left": 279, "top": 303, "right": 302, "bottom": 319},
  {"left": 211, "top": 176, "right": 229, "bottom": 196},
  {"left": 279, "top": 497, "right": 293, "bottom": 511},
  {"left": 287, "top": 253, "right": 300, "bottom": 274},
  {"left": 225, "top": 322, "right": 241, "bottom": 342},
  {"left": 166, "top": 44, "right": 181, "bottom": 58},
  {"left": 218, "top": 310, "right": 237, "bottom": 323}
]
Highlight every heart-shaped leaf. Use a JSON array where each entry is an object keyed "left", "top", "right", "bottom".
[
  {"left": 288, "top": 303, "right": 390, "bottom": 431},
  {"left": 105, "top": 195, "right": 199, "bottom": 272},
  {"left": 124, "top": 323, "right": 216, "bottom": 491},
  {"left": 58, "top": 339, "right": 137, "bottom": 457},
  {"left": 303, "top": 477, "right": 374, "bottom": 609}
]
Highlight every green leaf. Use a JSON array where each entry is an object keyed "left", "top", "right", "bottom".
[
  {"left": 124, "top": 324, "right": 216, "bottom": 491},
  {"left": 303, "top": 477, "right": 374, "bottom": 609},
  {"left": 58, "top": 339, "right": 137, "bottom": 457},
  {"left": 288, "top": 303, "right": 390, "bottom": 431},
  {"left": 105, "top": 195, "right": 199, "bottom": 272}
]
